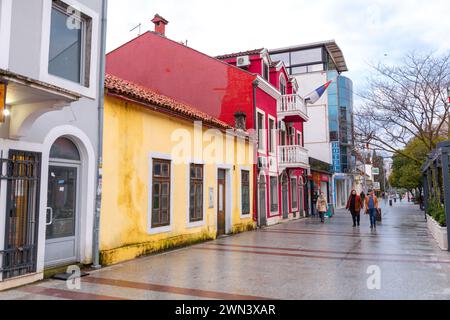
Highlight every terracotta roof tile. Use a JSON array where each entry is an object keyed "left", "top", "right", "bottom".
[
  {"left": 215, "top": 48, "right": 265, "bottom": 60},
  {"left": 105, "top": 74, "right": 232, "bottom": 129}
]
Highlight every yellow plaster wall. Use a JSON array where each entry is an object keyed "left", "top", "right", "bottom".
[{"left": 100, "top": 96, "right": 255, "bottom": 265}]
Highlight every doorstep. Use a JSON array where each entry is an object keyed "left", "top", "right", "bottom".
[{"left": 0, "top": 272, "right": 43, "bottom": 292}]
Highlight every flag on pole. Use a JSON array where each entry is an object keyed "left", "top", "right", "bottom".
[{"left": 304, "top": 78, "right": 336, "bottom": 104}]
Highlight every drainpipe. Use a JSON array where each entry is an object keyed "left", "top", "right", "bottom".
[
  {"left": 92, "top": 0, "right": 108, "bottom": 269},
  {"left": 252, "top": 79, "right": 259, "bottom": 227}
]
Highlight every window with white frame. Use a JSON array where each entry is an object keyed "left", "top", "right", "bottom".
[
  {"left": 257, "top": 111, "right": 266, "bottom": 153},
  {"left": 262, "top": 59, "right": 270, "bottom": 81},
  {"left": 151, "top": 158, "right": 171, "bottom": 228},
  {"left": 268, "top": 117, "right": 275, "bottom": 154},
  {"left": 48, "top": 0, "right": 92, "bottom": 86},
  {"left": 241, "top": 170, "right": 250, "bottom": 215},
  {"left": 270, "top": 176, "right": 278, "bottom": 213},
  {"left": 288, "top": 126, "right": 296, "bottom": 145},
  {"left": 280, "top": 75, "right": 287, "bottom": 95},
  {"left": 297, "top": 131, "right": 302, "bottom": 146},
  {"left": 189, "top": 164, "right": 203, "bottom": 222}
]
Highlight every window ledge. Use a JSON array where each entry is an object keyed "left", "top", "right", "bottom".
[
  {"left": 186, "top": 220, "right": 206, "bottom": 229},
  {"left": 148, "top": 225, "right": 172, "bottom": 235}
]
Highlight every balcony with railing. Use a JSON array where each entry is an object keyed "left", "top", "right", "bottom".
[
  {"left": 278, "top": 94, "right": 309, "bottom": 122},
  {"left": 278, "top": 145, "right": 310, "bottom": 170}
]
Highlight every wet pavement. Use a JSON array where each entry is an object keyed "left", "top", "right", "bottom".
[{"left": 1, "top": 201, "right": 450, "bottom": 300}]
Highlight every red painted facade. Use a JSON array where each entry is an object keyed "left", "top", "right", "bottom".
[
  {"left": 106, "top": 26, "right": 309, "bottom": 225},
  {"left": 106, "top": 32, "right": 256, "bottom": 129}
]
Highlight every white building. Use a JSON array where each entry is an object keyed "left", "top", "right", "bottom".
[
  {"left": 270, "top": 40, "right": 355, "bottom": 209},
  {"left": 0, "top": 0, "right": 107, "bottom": 290}
]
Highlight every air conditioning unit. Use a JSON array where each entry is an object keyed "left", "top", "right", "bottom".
[
  {"left": 257, "top": 157, "right": 268, "bottom": 170},
  {"left": 278, "top": 120, "right": 286, "bottom": 131},
  {"left": 236, "top": 55, "right": 251, "bottom": 67}
]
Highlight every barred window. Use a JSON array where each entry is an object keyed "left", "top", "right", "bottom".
[
  {"left": 152, "top": 159, "right": 171, "bottom": 228},
  {"left": 241, "top": 170, "right": 250, "bottom": 215},
  {"left": 189, "top": 164, "right": 203, "bottom": 222}
]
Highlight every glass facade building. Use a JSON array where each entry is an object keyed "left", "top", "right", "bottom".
[{"left": 328, "top": 72, "right": 354, "bottom": 174}]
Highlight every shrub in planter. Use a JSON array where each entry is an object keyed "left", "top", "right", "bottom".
[
  {"left": 434, "top": 206, "right": 446, "bottom": 227},
  {"left": 427, "top": 197, "right": 447, "bottom": 227}
]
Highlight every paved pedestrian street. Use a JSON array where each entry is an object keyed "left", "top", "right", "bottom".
[{"left": 1, "top": 202, "right": 449, "bottom": 300}]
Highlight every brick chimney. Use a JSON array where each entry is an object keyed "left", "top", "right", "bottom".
[
  {"left": 151, "top": 14, "right": 169, "bottom": 36},
  {"left": 234, "top": 112, "right": 247, "bottom": 131}
]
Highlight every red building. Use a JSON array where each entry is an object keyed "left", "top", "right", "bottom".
[
  {"left": 106, "top": 15, "right": 310, "bottom": 226},
  {"left": 216, "top": 49, "right": 310, "bottom": 224}
]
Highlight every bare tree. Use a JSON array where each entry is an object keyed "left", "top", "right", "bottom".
[{"left": 354, "top": 52, "right": 450, "bottom": 164}]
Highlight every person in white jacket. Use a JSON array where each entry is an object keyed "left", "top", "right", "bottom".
[{"left": 317, "top": 192, "right": 328, "bottom": 223}]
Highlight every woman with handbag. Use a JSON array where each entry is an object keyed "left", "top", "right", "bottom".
[
  {"left": 365, "top": 190, "right": 380, "bottom": 229},
  {"left": 346, "top": 190, "right": 363, "bottom": 227}
]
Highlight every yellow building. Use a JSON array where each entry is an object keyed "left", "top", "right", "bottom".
[{"left": 99, "top": 74, "right": 255, "bottom": 265}]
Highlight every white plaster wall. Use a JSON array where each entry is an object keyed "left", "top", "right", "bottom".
[{"left": 294, "top": 71, "right": 332, "bottom": 164}]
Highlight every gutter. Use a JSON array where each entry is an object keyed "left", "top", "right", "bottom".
[
  {"left": 92, "top": 0, "right": 108, "bottom": 269},
  {"left": 252, "top": 79, "right": 260, "bottom": 227}
]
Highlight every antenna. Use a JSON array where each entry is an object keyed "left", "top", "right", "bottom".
[{"left": 130, "top": 23, "right": 142, "bottom": 36}]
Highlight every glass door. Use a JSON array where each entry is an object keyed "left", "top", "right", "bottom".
[{"left": 45, "top": 164, "right": 79, "bottom": 267}]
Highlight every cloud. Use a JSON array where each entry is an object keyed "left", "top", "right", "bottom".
[{"left": 106, "top": 0, "right": 450, "bottom": 109}]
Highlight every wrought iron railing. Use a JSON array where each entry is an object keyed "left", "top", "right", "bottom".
[{"left": 0, "top": 150, "right": 41, "bottom": 280}]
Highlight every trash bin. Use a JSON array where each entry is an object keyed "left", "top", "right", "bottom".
[{"left": 327, "top": 204, "right": 334, "bottom": 218}]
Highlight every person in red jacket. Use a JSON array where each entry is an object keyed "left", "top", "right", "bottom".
[{"left": 346, "top": 190, "right": 363, "bottom": 227}]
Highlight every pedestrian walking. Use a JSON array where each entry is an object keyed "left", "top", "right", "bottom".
[
  {"left": 365, "top": 190, "right": 379, "bottom": 229},
  {"left": 312, "top": 191, "right": 319, "bottom": 218},
  {"left": 317, "top": 192, "right": 328, "bottom": 223},
  {"left": 360, "top": 191, "right": 366, "bottom": 210},
  {"left": 346, "top": 190, "right": 363, "bottom": 227}
]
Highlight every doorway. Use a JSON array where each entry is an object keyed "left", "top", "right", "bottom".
[
  {"left": 282, "top": 175, "right": 289, "bottom": 219},
  {"left": 1, "top": 150, "right": 41, "bottom": 280},
  {"left": 217, "top": 169, "right": 226, "bottom": 237},
  {"left": 45, "top": 138, "right": 81, "bottom": 267}
]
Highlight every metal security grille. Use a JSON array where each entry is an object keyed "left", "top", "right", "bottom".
[{"left": 1, "top": 150, "right": 41, "bottom": 280}]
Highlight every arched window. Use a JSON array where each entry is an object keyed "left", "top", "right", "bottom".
[
  {"left": 50, "top": 137, "right": 80, "bottom": 161},
  {"left": 280, "top": 75, "right": 287, "bottom": 95}
]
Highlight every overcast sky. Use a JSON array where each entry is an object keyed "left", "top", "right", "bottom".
[{"left": 106, "top": 0, "right": 450, "bottom": 108}]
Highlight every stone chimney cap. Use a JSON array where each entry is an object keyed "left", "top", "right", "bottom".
[{"left": 151, "top": 14, "right": 169, "bottom": 25}]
